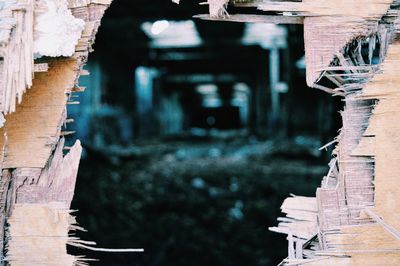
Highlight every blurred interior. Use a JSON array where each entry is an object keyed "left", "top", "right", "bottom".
[{"left": 66, "top": 1, "right": 343, "bottom": 265}]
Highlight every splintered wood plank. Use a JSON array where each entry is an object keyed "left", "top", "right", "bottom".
[
  {"left": 0, "top": 58, "right": 78, "bottom": 169},
  {"left": 269, "top": 196, "right": 318, "bottom": 241},
  {"left": 15, "top": 138, "right": 82, "bottom": 208},
  {"left": 0, "top": 0, "right": 35, "bottom": 114},
  {"left": 5, "top": 140, "right": 83, "bottom": 265},
  {"left": 194, "top": 14, "right": 304, "bottom": 24}
]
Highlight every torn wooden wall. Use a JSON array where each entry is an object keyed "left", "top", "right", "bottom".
[
  {"left": 192, "top": 0, "right": 400, "bottom": 264},
  {"left": 0, "top": 0, "right": 112, "bottom": 264},
  {"left": 0, "top": 0, "right": 35, "bottom": 117}
]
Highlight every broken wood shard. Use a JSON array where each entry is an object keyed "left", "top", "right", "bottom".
[
  {"left": 14, "top": 138, "right": 82, "bottom": 207},
  {"left": 269, "top": 196, "right": 318, "bottom": 241},
  {"left": 0, "top": 59, "right": 77, "bottom": 169}
]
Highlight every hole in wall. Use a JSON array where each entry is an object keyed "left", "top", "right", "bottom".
[{"left": 65, "top": 1, "right": 342, "bottom": 265}]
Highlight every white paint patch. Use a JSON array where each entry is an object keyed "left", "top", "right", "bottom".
[{"left": 34, "top": 0, "right": 85, "bottom": 58}]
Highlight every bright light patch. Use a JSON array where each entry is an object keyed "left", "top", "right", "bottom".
[
  {"left": 196, "top": 84, "right": 218, "bottom": 95},
  {"left": 242, "top": 23, "right": 287, "bottom": 49},
  {"left": 151, "top": 20, "right": 170, "bottom": 35},
  {"left": 141, "top": 20, "right": 202, "bottom": 48}
]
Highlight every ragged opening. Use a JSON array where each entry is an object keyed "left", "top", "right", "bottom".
[{"left": 63, "top": 1, "right": 341, "bottom": 265}]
